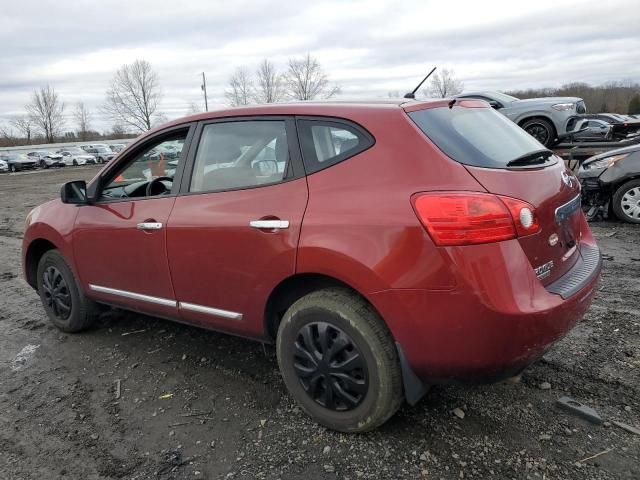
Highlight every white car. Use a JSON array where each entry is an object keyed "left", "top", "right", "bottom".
[
  {"left": 0, "top": 159, "right": 8, "bottom": 173},
  {"left": 58, "top": 148, "right": 97, "bottom": 166}
]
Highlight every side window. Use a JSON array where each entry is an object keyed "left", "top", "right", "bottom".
[
  {"left": 297, "top": 119, "right": 373, "bottom": 174},
  {"left": 189, "top": 120, "right": 289, "bottom": 193},
  {"left": 100, "top": 132, "right": 187, "bottom": 200}
]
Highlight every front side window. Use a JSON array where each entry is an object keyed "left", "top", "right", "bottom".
[
  {"left": 100, "top": 132, "right": 187, "bottom": 200},
  {"left": 190, "top": 120, "right": 289, "bottom": 193},
  {"left": 297, "top": 119, "right": 373, "bottom": 174}
]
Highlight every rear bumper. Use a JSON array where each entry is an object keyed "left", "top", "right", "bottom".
[{"left": 369, "top": 223, "right": 601, "bottom": 384}]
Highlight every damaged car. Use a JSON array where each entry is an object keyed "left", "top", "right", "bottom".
[{"left": 577, "top": 143, "right": 640, "bottom": 223}]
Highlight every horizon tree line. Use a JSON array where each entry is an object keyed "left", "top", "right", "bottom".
[{"left": 2, "top": 58, "right": 640, "bottom": 148}]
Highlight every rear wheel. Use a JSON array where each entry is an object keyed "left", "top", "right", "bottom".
[
  {"left": 40, "top": 160, "right": 48, "bottom": 169},
  {"left": 276, "top": 288, "right": 403, "bottom": 432},
  {"left": 521, "top": 118, "right": 556, "bottom": 147},
  {"left": 612, "top": 179, "right": 640, "bottom": 224},
  {"left": 9, "top": 164, "right": 16, "bottom": 173},
  {"left": 37, "top": 250, "right": 99, "bottom": 332}
]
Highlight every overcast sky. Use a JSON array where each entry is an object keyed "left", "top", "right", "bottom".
[{"left": 1, "top": 0, "right": 639, "bottom": 132}]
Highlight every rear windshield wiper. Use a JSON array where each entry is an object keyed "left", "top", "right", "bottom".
[{"left": 506, "top": 149, "right": 553, "bottom": 167}]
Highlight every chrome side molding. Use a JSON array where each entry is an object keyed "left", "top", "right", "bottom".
[
  {"left": 179, "top": 302, "right": 243, "bottom": 320},
  {"left": 88, "top": 284, "right": 243, "bottom": 320},
  {"left": 88, "top": 284, "right": 176, "bottom": 307}
]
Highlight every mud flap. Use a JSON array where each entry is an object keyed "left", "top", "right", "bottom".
[{"left": 395, "top": 342, "right": 429, "bottom": 406}]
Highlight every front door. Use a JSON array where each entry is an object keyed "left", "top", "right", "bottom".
[
  {"left": 166, "top": 118, "right": 308, "bottom": 337},
  {"left": 73, "top": 127, "right": 192, "bottom": 317}
]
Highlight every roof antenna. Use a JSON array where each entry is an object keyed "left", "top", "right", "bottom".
[{"left": 403, "top": 66, "right": 437, "bottom": 99}]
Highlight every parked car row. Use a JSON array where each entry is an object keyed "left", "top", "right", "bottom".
[
  {"left": 0, "top": 143, "right": 127, "bottom": 173},
  {"left": 454, "top": 90, "right": 640, "bottom": 147}
]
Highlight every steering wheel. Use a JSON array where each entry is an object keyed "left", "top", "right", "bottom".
[{"left": 146, "top": 176, "right": 173, "bottom": 196}]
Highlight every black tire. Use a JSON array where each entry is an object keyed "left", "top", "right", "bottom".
[
  {"left": 521, "top": 118, "right": 556, "bottom": 147},
  {"left": 612, "top": 179, "right": 640, "bottom": 224},
  {"left": 73, "top": 160, "right": 78, "bottom": 166},
  {"left": 36, "top": 249, "right": 99, "bottom": 332},
  {"left": 98, "top": 157, "right": 104, "bottom": 164},
  {"left": 276, "top": 288, "right": 403, "bottom": 432},
  {"left": 9, "top": 164, "right": 16, "bottom": 173},
  {"left": 40, "top": 160, "right": 48, "bottom": 169}
]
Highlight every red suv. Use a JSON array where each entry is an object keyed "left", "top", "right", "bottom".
[{"left": 22, "top": 99, "right": 602, "bottom": 432}]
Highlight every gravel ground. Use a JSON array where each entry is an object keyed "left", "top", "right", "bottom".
[{"left": 0, "top": 166, "right": 638, "bottom": 480}]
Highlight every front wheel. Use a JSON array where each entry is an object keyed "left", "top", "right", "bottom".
[
  {"left": 40, "top": 160, "right": 48, "bottom": 169},
  {"left": 37, "top": 250, "right": 99, "bottom": 332},
  {"left": 612, "top": 179, "right": 640, "bottom": 223},
  {"left": 521, "top": 118, "right": 556, "bottom": 147},
  {"left": 276, "top": 288, "right": 403, "bottom": 432},
  {"left": 72, "top": 160, "right": 78, "bottom": 166},
  {"left": 9, "top": 164, "right": 16, "bottom": 173}
]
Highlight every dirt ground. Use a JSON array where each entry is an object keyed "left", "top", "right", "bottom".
[{"left": 0, "top": 166, "right": 638, "bottom": 480}]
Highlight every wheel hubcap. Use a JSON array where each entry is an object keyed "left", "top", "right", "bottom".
[
  {"left": 42, "top": 266, "right": 72, "bottom": 320},
  {"left": 526, "top": 123, "right": 550, "bottom": 144},
  {"left": 292, "top": 322, "right": 368, "bottom": 411},
  {"left": 621, "top": 187, "right": 640, "bottom": 220}
]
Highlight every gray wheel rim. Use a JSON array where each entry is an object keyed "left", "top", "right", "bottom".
[
  {"left": 42, "top": 266, "right": 72, "bottom": 320},
  {"left": 525, "top": 123, "right": 550, "bottom": 144},
  {"left": 621, "top": 186, "right": 640, "bottom": 220}
]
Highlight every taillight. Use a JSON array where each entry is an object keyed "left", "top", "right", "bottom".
[
  {"left": 412, "top": 192, "right": 540, "bottom": 246},
  {"left": 498, "top": 195, "right": 540, "bottom": 237}
]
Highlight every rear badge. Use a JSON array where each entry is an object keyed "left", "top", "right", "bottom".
[
  {"left": 535, "top": 260, "right": 554, "bottom": 280},
  {"left": 548, "top": 233, "right": 559, "bottom": 246}
]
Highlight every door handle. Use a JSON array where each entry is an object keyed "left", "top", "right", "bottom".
[
  {"left": 137, "top": 222, "right": 163, "bottom": 230},
  {"left": 249, "top": 220, "right": 289, "bottom": 230}
]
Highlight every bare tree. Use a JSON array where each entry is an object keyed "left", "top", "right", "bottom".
[
  {"left": 284, "top": 53, "right": 340, "bottom": 100},
  {"left": 103, "top": 59, "right": 162, "bottom": 132},
  {"left": 426, "top": 69, "right": 464, "bottom": 98},
  {"left": 187, "top": 101, "right": 202, "bottom": 114},
  {"left": 25, "top": 85, "right": 65, "bottom": 143},
  {"left": 73, "top": 102, "right": 92, "bottom": 141},
  {"left": 225, "top": 67, "right": 254, "bottom": 106},
  {"left": 10, "top": 116, "right": 33, "bottom": 144},
  {"left": 253, "top": 59, "right": 284, "bottom": 104},
  {"left": 0, "top": 124, "right": 18, "bottom": 147}
]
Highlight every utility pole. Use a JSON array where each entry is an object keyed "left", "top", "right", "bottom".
[{"left": 201, "top": 72, "right": 209, "bottom": 111}]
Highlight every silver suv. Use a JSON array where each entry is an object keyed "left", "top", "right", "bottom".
[{"left": 456, "top": 91, "right": 586, "bottom": 147}]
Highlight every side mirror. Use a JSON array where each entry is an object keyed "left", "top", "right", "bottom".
[
  {"left": 61, "top": 180, "right": 89, "bottom": 205},
  {"left": 488, "top": 100, "right": 502, "bottom": 109}
]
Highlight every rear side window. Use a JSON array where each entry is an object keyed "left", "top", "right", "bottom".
[
  {"left": 297, "top": 119, "right": 373, "bottom": 174},
  {"left": 190, "top": 120, "right": 289, "bottom": 193},
  {"left": 408, "top": 106, "right": 545, "bottom": 168}
]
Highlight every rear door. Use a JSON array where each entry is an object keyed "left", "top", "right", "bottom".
[
  {"left": 166, "top": 117, "right": 308, "bottom": 338},
  {"left": 407, "top": 103, "right": 583, "bottom": 285}
]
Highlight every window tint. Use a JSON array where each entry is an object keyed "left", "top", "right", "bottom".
[
  {"left": 190, "top": 121, "right": 288, "bottom": 193},
  {"left": 408, "top": 106, "right": 547, "bottom": 169},
  {"left": 100, "top": 133, "right": 187, "bottom": 200},
  {"left": 297, "top": 119, "right": 373, "bottom": 174}
]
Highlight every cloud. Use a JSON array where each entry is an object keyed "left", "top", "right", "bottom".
[{"left": 0, "top": 0, "right": 638, "bottom": 131}]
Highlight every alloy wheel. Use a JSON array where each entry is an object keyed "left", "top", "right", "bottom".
[
  {"left": 42, "top": 266, "right": 72, "bottom": 320},
  {"left": 292, "top": 322, "right": 368, "bottom": 411},
  {"left": 621, "top": 186, "right": 640, "bottom": 220},
  {"left": 525, "top": 123, "right": 550, "bottom": 145}
]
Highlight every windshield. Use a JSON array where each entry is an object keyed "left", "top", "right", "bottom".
[
  {"left": 8, "top": 153, "right": 29, "bottom": 160},
  {"left": 66, "top": 148, "right": 85, "bottom": 154},
  {"left": 408, "top": 106, "right": 548, "bottom": 168},
  {"left": 96, "top": 147, "right": 111, "bottom": 153}
]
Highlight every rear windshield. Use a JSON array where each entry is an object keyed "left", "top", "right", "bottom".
[{"left": 408, "top": 106, "right": 546, "bottom": 168}]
